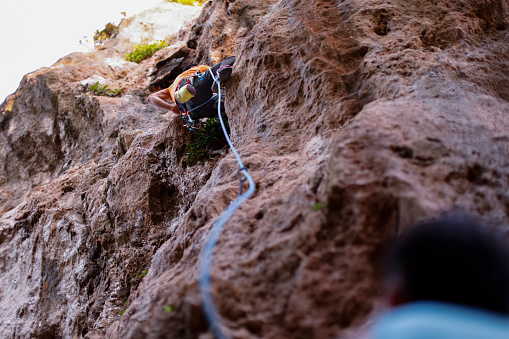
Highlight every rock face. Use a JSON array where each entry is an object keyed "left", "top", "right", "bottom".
[
  {"left": 104, "top": 2, "right": 202, "bottom": 57},
  {"left": 1, "top": 0, "right": 508, "bottom": 338}
]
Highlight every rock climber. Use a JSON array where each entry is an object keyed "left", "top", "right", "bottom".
[
  {"left": 370, "top": 213, "right": 509, "bottom": 339},
  {"left": 148, "top": 56, "right": 235, "bottom": 122}
]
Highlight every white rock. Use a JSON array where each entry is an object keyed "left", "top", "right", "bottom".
[
  {"left": 103, "top": 57, "right": 135, "bottom": 69},
  {"left": 114, "top": 3, "right": 202, "bottom": 56},
  {"left": 80, "top": 75, "right": 108, "bottom": 87}
]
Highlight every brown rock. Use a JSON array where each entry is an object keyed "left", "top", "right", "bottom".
[{"left": 1, "top": 0, "right": 508, "bottom": 338}]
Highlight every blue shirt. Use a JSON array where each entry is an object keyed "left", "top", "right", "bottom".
[{"left": 371, "top": 302, "right": 509, "bottom": 339}]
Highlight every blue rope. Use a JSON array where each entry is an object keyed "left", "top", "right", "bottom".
[
  {"left": 199, "top": 68, "right": 256, "bottom": 339},
  {"left": 188, "top": 93, "right": 218, "bottom": 114}
]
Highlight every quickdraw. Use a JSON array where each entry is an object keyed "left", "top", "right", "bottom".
[{"left": 181, "top": 113, "right": 200, "bottom": 130}]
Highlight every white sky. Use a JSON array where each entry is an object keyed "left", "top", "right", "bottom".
[{"left": 0, "top": 0, "right": 163, "bottom": 103}]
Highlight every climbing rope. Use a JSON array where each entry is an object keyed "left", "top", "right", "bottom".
[
  {"left": 187, "top": 93, "right": 218, "bottom": 114},
  {"left": 199, "top": 67, "right": 256, "bottom": 339}
]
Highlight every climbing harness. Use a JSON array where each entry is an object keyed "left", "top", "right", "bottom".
[
  {"left": 181, "top": 93, "right": 221, "bottom": 130},
  {"left": 199, "top": 67, "right": 256, "bottom": 339}
]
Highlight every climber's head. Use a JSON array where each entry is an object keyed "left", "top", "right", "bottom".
[{"left": 383, "top": 213, "right": 509, "bottom": 315}]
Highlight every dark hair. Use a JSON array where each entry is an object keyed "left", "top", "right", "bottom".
[
  {"left": 385, "top": 214, "right": 509, "bottom": 314},
  {"left": 183, "top": 63, "right": 199, "bottom": 72}
]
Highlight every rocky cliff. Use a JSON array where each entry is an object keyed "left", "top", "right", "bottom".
[{"left": 1, "top": 0, "right": 508, "bottom": 338}]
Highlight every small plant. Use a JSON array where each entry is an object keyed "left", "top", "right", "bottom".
[
  {"left": 126, "top": 40, "right": 168, "bottom": 64},
  {"left": 88, "top": 82, "right": 122, "bottom": 97},
  {"left": 119, "top": 299, "right": 129, "bottom": 317},
  {"left": 185, "top": 115, "right": 229, "bottom": 165},
  {"left": 164, "top": 305, "right": 174, "bottom": 312},
  {"left": 94, "top": 22, "right": 119, "bottom": 46},
  {"left": 133, "top": 270, "right": 148, "bottom": 280},
  {"left": 165, "top": 0, "right": 208, "bottom": 5},
  {"left": 311, "top": 202, "right": 327, "bottom": 211}
]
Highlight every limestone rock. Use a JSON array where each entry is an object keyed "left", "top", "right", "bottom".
[
  {"left": 100, "top": 2, "right": 202, "bottom": 58},
  {"left": 1, "top": 0, "right": 509, "bottom": 338}
]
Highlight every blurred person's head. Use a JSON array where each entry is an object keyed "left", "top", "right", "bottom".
[{"left": 383, "top": 213, "right": 509, "bottom": 315}]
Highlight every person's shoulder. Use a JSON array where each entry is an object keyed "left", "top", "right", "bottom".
[
  {"left": 179, "top": 65, "right": 210, "bottom": 79},
  {"left": 371, "top": 302, "right": 509, "bottom": 339},
  {"left": 189, "top": 65, "right": 210, "bottom": 72}
]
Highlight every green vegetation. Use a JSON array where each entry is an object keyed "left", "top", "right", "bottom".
[
  {"left": 88, "top": 82, "right": 122, "bottom": 97},
  {"left": 311, "top": 202, "right": 327, "bottom": 211},
  {"left": 126, "top": 40, "right": 168, "bottom": 64},
  {"left": 118, "top": 270, "right": 148, "bottom": 317},
  {"left": 186, "top": 115, "right": 229, "bottom": 165},
  {"left": 164, "top": 305, "right": 174, "bottom": 312},
  {"left": 165, "top": 0, "right": 208, "bottom": 5},
  {"left": 133, "top": 270, "right": 148, "bottom": 280},
  {"left": 119, "top": 299, "right": 129, "bottom": 317},
  {"left": 93, "top": 22, "right": 119, "bottom": 46}
]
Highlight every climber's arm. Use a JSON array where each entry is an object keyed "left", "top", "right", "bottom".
[{"left": 148, "top": 89, "right": 181, "bottom": 114}]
